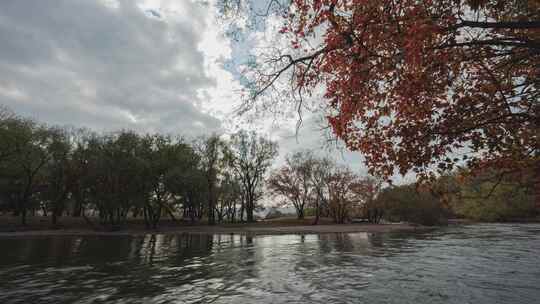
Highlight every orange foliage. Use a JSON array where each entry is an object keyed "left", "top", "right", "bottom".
[{"left": 268, "top": 0, "right": 539, "bottom": 180}]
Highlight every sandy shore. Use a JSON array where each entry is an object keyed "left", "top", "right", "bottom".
[{"left": 0, "top": 223, "right": 423, "bottom": 237}]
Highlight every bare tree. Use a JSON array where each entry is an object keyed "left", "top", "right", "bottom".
[
  {"left": 228, "top": 130, "right": 278, "bottom": 222},
  {"left": 310, "top": 157, "right": 333, "bottom": 224},
  {"left": 268, "top": 150, "right": 315, "bottom": 220},
  {"left": 196, "top": 134, "right": 227, "bottom": 225},
  {"left": 353, "top": 177, "right": 383, "bottom": 223},
  {"left": 326, "top": 166, "right": 363, "bottom": 224}
]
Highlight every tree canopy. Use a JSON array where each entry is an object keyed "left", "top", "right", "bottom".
[
  {"left": 239, "top": 0, "right": 539, "bottom": 182},
  {"left": 0, "top": 111, "right": 279, "bottom": 228}
]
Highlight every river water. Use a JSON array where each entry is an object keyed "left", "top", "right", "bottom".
[{"left": 0, "top": 224, "right": 539, "bottom": 304}]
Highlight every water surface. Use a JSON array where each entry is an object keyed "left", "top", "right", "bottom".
[{"left": 1, "top": 224, "right": 539, "bottom": 303}]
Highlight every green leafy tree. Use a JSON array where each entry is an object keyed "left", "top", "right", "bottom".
[
  {"left": 0, "top": 118, "right": 51, "bottom": 225},
  {"left": 452, "top": 169, "right": 537, "bottom": 221},
  {"left": 164, "top": 138, "right": 205, "bottom": 224},
  {"left": 196, "top": 134, "right": 228, "bottom": 225},
  {"left": 376, "top": 185, "right": 448, "bottom": 226},
  {"left": 40, "top": 127, "right": 72, "bottom": 226}
]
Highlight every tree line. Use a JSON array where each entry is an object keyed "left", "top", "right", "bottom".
[
  {"left": 0, "top": 107, "right": 278, "bottom": 228},
  {"left": 366, "top": 167, "right": 538, "bottom": 225},
  {"left": 268, "top": 150, "right": 538, "bottom": 226},
  {"left": 0, "top": 108, "right": 385, "bottom": 229},
  {"left": 3, "top": 107, "right": 535, "bottom": 229},
  {"left": 266, "top": 150, "right": 380, "bottom": 224}
]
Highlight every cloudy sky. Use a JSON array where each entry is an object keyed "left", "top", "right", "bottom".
[{"left": 0, "top": 0, "right": 412, "bottom": 181}]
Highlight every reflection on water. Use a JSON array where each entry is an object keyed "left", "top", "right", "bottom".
[{"left": 1, "top": 224, "right": 539, "bottom": 304}]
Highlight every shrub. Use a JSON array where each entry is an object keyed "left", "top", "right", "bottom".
[
  {"left": 453, "top": 182, "right": 536, "bottom": 222},
  {"left": 376, "top": 185, "right": 448, "bottom": 226}
]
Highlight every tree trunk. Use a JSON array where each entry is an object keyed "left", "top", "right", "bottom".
[
  {"left": 239, "top": 198, "right": 245, "bottom": 223},
  {"left": 189, "top": 205, "right": 196, "bottom": 224},
  {"left": 143, "top": 205, "right": 151, "bottom": 229},
  {"left": 19, "top": 194, "right": 28, "bottom": 226},
  {"left": 21, "top": 207, "right": 27, "bottom": 226},
  {"left": 198, "top": 203, "right": 204, "bottom": 220},
  {"left": 52, "top": 210, "right": 57, "bottom": 226},
  {"left": 231, "top": 202, "right": 236, "bottom": 223},
  {"left": 152, "top": 205, "right": 162, "bottom": 229},
  {"left": 313, "top": 200, "right": 320, "bottom": 225},
  {"left": 296, "top": 204, "right": 304, "bottom": 220},
  {"left": 19, "top": 193, "right": 30, "bottom": 226},
  {"left": 246, "top": 192, "right": 254, "bottom": 223},
  {"left": 72, "top": 198, "right": 83, "bottom": 217},
  {"left": 246, "top": 201, "right": 254, "bottom": 222},
  {"left": 208, "top": 188, "right": 216, "bottom": 225}
]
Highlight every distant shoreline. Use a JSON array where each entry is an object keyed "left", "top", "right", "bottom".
[
  {"left": 0, "top": 222, "right": 423, "bottom": 237},
  {"left": 2, "top": 215, "right": 538, "bottom": 237}
]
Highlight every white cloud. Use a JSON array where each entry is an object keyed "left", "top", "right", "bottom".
[
  {"left": 0, "top": 0, "right": 221, "bottom": 135},
  {"left": 0, "top": 0, "right": 381, "bottom": 180}
]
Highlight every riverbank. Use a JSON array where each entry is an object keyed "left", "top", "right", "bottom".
[{"left": 0, "top": 215, "right": 423, "bottom": 237}]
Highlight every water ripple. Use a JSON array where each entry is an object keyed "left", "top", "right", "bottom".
[{"left": 0, "top": 224, "right": 539, "bottom": 304}]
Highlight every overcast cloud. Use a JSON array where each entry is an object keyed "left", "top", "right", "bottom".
[
  {"left": 0, "top": 0, "right": 227, "bottom": 134},
  {"left": 0, "top": 0, "right": 382, "bottom": 177}
]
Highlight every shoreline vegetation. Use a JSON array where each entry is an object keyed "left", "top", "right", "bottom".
[
  {"left": 0, "top": 216, "right": 423, "bottom": 237},
  {"left": 2, "top": 216, "right": 539, "bottom": 237},
  {"left": 1, "top": 109, "right": 537, "bottom": 234}
]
